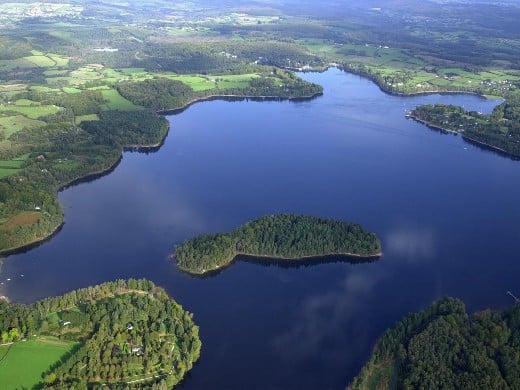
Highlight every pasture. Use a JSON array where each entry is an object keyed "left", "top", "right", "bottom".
[
  {"left": 0, "top": 115, "right": 45, "bottom": 137},
  {"left": 0, "top": 338, "right": 77, "bottom": 390},
  {"left": 101, "top": 89, "right": 143, "bottom": 110},
  {"left": 0, "top": 153, "right": 30, "bottom": 179},
  {"left": 163, "top": 73, "right": 258, "bottom": 91},
  {"left": 0, "top": 102, "right": 61, "bottom": 119}
]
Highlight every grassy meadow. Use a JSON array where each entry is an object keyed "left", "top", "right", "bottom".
[{"left": 0, "top": 338, "right": 77, "bottom": 390}]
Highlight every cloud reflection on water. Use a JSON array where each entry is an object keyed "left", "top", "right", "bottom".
[
  {"left": 271, "top": 266, "right": 387, "bottom": 367},
  {"left": 386, "top": 225, "right": 436, "bottom": 263}
]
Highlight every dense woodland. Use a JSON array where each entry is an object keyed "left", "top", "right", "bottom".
[
  {"left": 175, "top": 214, "right": 381, "bottom": 274},
  {"left": 349, "top": 297, "right": 520, "bottom": 390},
  {"left": 0, "top": 279, "right": 201, "bottom": 389},
  {"left": 411, "top": 98, "right": 520, "bottom": 158}
]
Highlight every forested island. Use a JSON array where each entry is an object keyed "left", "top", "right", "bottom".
[
  {"left": 348, "top": 297, "right": 520, "bottom": 390},
  {"left": 0, "top": 279, "right": 201, "bottom": 389},
  {"left": 410, "top": 98, "right": 520, "bottom": 158},
  {"left": 174, "top": 214, "right": 382, "bottom": 275}
]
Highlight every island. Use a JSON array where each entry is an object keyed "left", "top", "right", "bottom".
[
  {"left": 348, "top": 297, "right": 520, "bottom": 390},
  {"left": 174, "top": 214, "right": 382, "bottom": 275},
  {"left": 0, "top": 279, "right": 201, "bottom": 389}
]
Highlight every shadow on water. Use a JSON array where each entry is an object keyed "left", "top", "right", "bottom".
[
  {"left": 461, "top": 136, "right": 520, "bottom": 161},
  {"left": 0, "top": 224, "right": 65, "bottom": 257},
  {"left": 239, "top": 253, "right": 382, "bottom": 269},
  {"left": 418, "top": 123, "right": 519, "bottom": 161},
  {"left": 60, "top": 156, "right": 123, "bottom": 192},
  {"left": 157, "top": 93, "right": 323, "bottom": 116},
  {"left": 186, "top": 253, "right": 382, "bottom": 279}
]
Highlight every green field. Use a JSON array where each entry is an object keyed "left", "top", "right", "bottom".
[
  {"left": 101, "top": 89, "right": 143, "bottom": 110},
  {"left": 0, "top": 153, "right": 30, "bottom": 179},
  {"left": 0, "top": 115, "right": 45, "bottom": 137},
  {"left": 49, "top": 55, "right": 69, "bottom": 67},
  {"left": 62, "top": 87, "right": 82, "bottom": 94},
  {"left": 0, "top": 339, "right": 77, "bottom": 390},
  {"left": 163, "top": 73, "right": 258, "bottom": 91},
  {"left": 0, "top": 103, "right": 61, "bottom": 119},
  {"left": 23, "top": 55, "right": 56, "bottom": 67}
]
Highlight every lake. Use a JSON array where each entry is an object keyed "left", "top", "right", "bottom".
[{"left": 1, "top": 68, "right": 519, "bottom": 390}]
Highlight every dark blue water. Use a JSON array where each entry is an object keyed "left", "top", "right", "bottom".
[{"left": 1, "top": 69, "right": 519, "bottom": 390}]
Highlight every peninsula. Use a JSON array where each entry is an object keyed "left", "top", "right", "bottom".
[
  {"left": 348, "top": 297, "right": 520, "bottom": 390},
  {"left": 0, "top": 279, "right": 201, "bottom": 389},
  {"left": 174, "top": 214, "right": 382, "bottom": 275},
  {"left": 409, "top": 101, "right": 520, "bottom": 159}
]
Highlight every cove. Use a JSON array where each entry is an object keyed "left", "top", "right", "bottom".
[{"left": 1, "top": 68, "right": 519, "bottom": 390}]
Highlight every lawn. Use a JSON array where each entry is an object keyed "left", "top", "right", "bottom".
[{"left": 0, "top": 338, "right": 77, "bottom": 390}]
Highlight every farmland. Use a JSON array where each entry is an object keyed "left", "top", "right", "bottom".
[
  {"left": 0, "top": 338, "right": 77, "bottom": 390},
  {"left": 0, "top": 279, "right": 201, "bottom": 388},
  {"left": 0, "top": 154, "right": 29, "bottom": 179},
  {"left": 0, "top": 0, "right": 518, "bottom": 254}
]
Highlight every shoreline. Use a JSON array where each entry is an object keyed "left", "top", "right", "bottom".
[
  {"left": 177, "top": 251, "right": 383, "bottom": 276},
  {"left": 1, "top": 67, "right": 509, "bottom": 257},
  {"left": 0, "top": 139, "right": 167, "bottom": 256},
  {"left": 335, "top": 65, "right": 492, "bottom": 100},
  {"left": 0, "top": 156, "right": 124, "bottom": 256},
  {"left": 157, "top": 91, "right": 323, "bottom": 116},
  {"left": 408, "top": 114, "right": 517, "bottom": 159},
  {"left": 0, "top": 92, "right": 321, "bottom": 256}
]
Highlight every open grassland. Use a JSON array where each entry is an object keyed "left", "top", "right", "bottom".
[
  {"left": 0, "top": 339, "right": 77, "bottom": 390},
  {"left": 24, "top": 55, "right": 57, "bottom": 67},
  {"left": 163, "top": 73, "right": 258, "bottom": 91},
  {"left": 0, "top": 115, "right": 45, "bottom": 137},
  {"left": 101, "top": 89, "right": 143, "bottom": 110},
  {"left": 0, "top": 102, "right": 61, "bottom": 119},
  {"left": 62, "top": 87, "right": 82, "bottom": 94}
]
